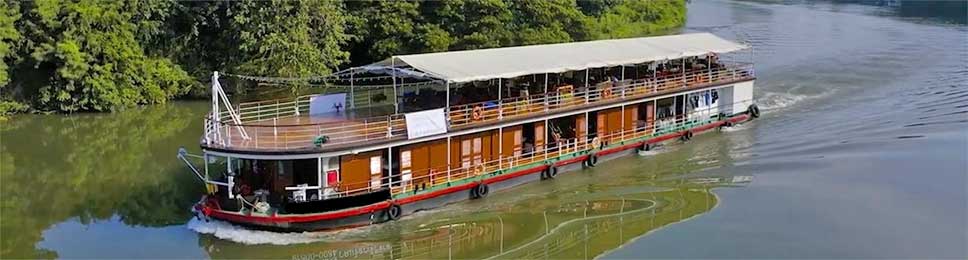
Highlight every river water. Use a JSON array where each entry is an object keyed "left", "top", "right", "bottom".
[{"left": 2, "top": 1, "right": 965, "bottom": 259}]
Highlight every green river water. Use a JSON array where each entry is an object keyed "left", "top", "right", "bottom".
[{"left": 2, "top": 1, "right": 966, "bottom": 259}]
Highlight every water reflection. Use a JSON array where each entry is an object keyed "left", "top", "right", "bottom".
[
  {"left": 0, "top": 102, "right": 207, "bottom": 258},
  {"left": 194, "top": 162, "right": 752, "bottom": 259}
]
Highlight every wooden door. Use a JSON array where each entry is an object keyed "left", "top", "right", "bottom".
[
  {"left": 501, "top": 126, "right": 523, "bottom": 158},
  {"left": 607, "top": 108, "right": 622, "bottom": 141},
  {"left": 339, "top": 150, "right": 382, "bottom": 192},
  {"left": 427, "top": 140, "right": 448, "bottom": 183},
  {"left": 534, "top": 121, "right": 545, "bottom": 153},
  {"left": 401, "top": 142, "right": 432, "bottom": 186},
  {"left": 596, "top": 112, "right": 607, "bottom": 139},
  {"left": 624, "top": 105, "right": 638, "bottom": 134},
  {"left": 576, "top": 114, "right": 586, "bottom": 144}
]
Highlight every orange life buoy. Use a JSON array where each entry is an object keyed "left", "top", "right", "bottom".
[
  {"left": 472, "top": 105, "right": 484, "bottom": 121},
  {"left": 603, "top": 88, "right": 613, "bottom": 98}
]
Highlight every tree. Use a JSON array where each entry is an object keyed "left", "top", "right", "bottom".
[
  {"left": 510, "top": 0, "right": 592, "bottom": 45},
  {"left": 590, "top": 0, "right": 686, "bottom": 39},
  {"left": 0, "top": 1, "right": 20, "bottom": 88},
  {"left": 346, "top": 1, "right": 422, "bottom": 65},
  {"left": 0, "top": 1, "right": 27, "bottom": 117},
  {"left": 231, "top": 0, "right": 351, "bottom": 78},
  {"left": 0, "top": 0, "right": 687, "bottom": 114},
  {"left": 13, "top": 0, "right": 193, "bottom": 112}
]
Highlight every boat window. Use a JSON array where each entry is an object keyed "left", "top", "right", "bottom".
[{"left": 291, "top": 159, "right": 320, "bottom": 189}]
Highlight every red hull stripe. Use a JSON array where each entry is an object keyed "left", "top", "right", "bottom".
[
  {"left": 484, "top": 165, "right": 547, "bottom": 185},
  {"left": 208, "top": 115, "right": 750, "bottom": 225},
  {"left": 210, "top": 201, "right": 391, "bottom": 224},
  {"left": 555, "top": 155, "right": 589, "bottom": 166},
  {"left": 396, "top": 181, "right": 478, "bottom": 204}
]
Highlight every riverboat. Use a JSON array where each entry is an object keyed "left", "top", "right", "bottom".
[{"left": 178, "top": 33, "right": 759, "bottom": 232}]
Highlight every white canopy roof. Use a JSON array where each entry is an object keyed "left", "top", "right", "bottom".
[{"left": 373, "top": 33, "right": 748, "bottom": 83}]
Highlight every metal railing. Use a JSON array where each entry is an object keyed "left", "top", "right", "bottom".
[
  {"left": 209, "top": 114, "right": 407, "bottom": 150},
  {"left": 295, "top": 98, "right": 754, "bottom": 199},
  {"left": 203, "top": 63, "right": 753, "bottom": 151},
  {"left": 448, "top": 63, "right": 753, "bottom": 128}
]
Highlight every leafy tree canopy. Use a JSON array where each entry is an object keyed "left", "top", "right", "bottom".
[{"left": 1, "top": 0, "right": 686, "bottom": 114}]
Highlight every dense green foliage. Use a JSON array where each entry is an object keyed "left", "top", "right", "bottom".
[{"left": 1, "top": 0, "right": 686, "bottom": 114}]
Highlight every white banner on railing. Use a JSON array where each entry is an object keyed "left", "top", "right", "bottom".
[
  {"left": 405, "top": 108, "right": 447, "bottom": 139},
  {"left": 309, "top": 93, "right": 347, "bottom": 115}
]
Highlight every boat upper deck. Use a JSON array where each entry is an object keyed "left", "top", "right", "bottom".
[{"left": 203, "top": 63, "right": 754, "bottom": 153}]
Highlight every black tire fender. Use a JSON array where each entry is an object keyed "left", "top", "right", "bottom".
[
  {"left": 387, "top": 204, "right": 402, "bottom": 221},
  {"left": 748, "top": 104, "right": 760, "bottom": 118},
  {"left": 585, "top": 153, "right": 599, "bottom": 168},
  {"left": 475, "top": 182, "right": 489, "bottom": 198},
  {"left": 546, "top": 164, "right": 559, "bottom": 179},
  {"left": 637, "top": 142, "right": 651, "bottom": 152},
  {"left": 681, "top": 131, "right": 693, "bottom": 141}
]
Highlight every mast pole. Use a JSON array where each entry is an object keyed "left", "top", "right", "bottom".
[{"left": 212, "top": 71, "right": 220, "bottom": 143}]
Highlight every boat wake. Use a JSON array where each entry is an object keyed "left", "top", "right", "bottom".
[
  {"left": 187, "top": 218, "right": 328, "bottom": 245},
  {"left": 719, "top": 122, "right": 750, "bottom": 133},
  {"left": 756, "top": 91, "right": 811, "bottom": 111},
  {"left": 637, "top": 144, "right": 673, "bottom": 157}
]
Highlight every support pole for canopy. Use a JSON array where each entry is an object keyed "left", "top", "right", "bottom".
[
  {"left": 751, "top": 46, "right": 756, "bottom": 77},
  {"left": 498, "top": 79, "right": 503, "bottom": 119},
  {"left": 226, "top": 156, "right": 234, "bottom": 199},
  {"left": 387, "top": 147, "right": 393, "bottom": 188},
  {"left": 708, "top": 53, "right": 714, "bottom": 81},
  {"left": 584, "top": 111, "right": 589, "bottom": 145},
  {"left": 392, "top": 57, "right": 399, "bottom": 113},
  {"left": 681, "top": 56, "right": 686, "bottom": 86},
  {"left": 673, "top": 93, "right": 678, "bottom": 125},
  {"left": 499, "top": 127, "right": 504, "bottom": 167},
  {"left": 445, "top": 81, "right": 451, "bottom": 124},
  {"left": 620, "top": 66, "right": 626, "bottom": 98},
  {"left": 317, "top": 157, "right": 323, "bottom": 199},
  {"left": 544, "top": 73, "right": 549, "bottom": 111},
  {"left": 446, "top": 136, "right": 451, "bottom": 182},
  {"left": 653, "top": 99, "right": 658, "bottom": 134},
  {"left": 621, "top": 104, "right": 625, "bottom": 139},
  {"left": 350, "top": 69, "right": 355, "bottom": 109},
  {"left": 544, "top": 119, "right": 549, "bottom": 156},
  {"left": 584, "top": 68, "right": 589, "bottom": 104}
]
